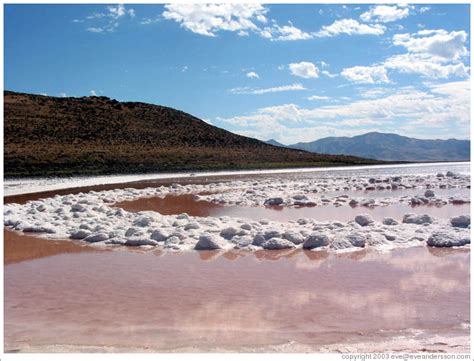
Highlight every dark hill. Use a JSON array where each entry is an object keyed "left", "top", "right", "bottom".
[
  {"left": 290, "top": 132, "right": 470, "bottom": 162},
  {"left": 4, "top": 91, "right": 381, "bottom": 177}
]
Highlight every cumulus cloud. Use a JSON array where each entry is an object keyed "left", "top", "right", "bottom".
[
  {"left": 246, "top": 71, "right": 259, "bottom": 79},
  {"left": 162, "top": 4, "right": 312, "bottom": 41},
  {"left": 216, "top": 78, "right": 469, "bottom": 143},
  {"left": 162, "top": 3, "right": 266, "bottom": 37},
  {"left": 90, "top": 90, "right": 97, "bottom": 96},
  {"left": 384, "top": 53, "right": 469, "bottom": 79},
  {"left": 341, "top": 65, "right": 390, "bottom": 84},
  {"left": 360, "top": 5, "right": 410, "bottom": 23},
  {"left": 392, "top": 30, "right": 468, "bottom": 61},
  {"left": 289, "top": 62, "right": 319, "bottom": 79},
  {"left": 262, "top": 23, "right": 313, "bottom": 41},
  {"left": 342, "top": 28, "right": 469, "bottom": 82},
  {"left": 315, "top": 19, "right": 385, "bottom": 37},
  {"left": 229, "top": 83, "right": 305, "bottom": 95}
]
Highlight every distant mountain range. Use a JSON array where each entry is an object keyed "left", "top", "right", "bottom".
[
  {"left": 4, "top": 91, "right": 381, "bottom": 177},
  {"left": 266, "top": 132, "right": 470, "bottom": 162}
]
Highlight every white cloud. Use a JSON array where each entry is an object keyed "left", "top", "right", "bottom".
[
  {"left": 382, "top": 29, "right": 470, "bottom": 79},
  {"left": 140, "top": 17, "right": 160, "bottom": 25},
  {"left": 90, "top": 90, "right": 97, "bottom": 96},
  {"left": 289, "top": 62, "right": 319, "bottom": 79},
  {"left": 321, "top": 70, "right": 338, "bottom": 78},
  {"left": 393, "top": 30, "right": 468, "bottom": 61},
  {"left": 315, "top": 19, "right": 385, "bottom": 37},
  {"left": 246, "top": 71, "right": 259, "bottom": 79},
  {"left": 384, "top": 53, "right": 469, "bottom": 79},
  {"left": 359, "top": 87, "right": 391, "bottom": 98},
  {"left": 263, "top": 23, "right": 313, "bottom": 41},
  {"left": 181, "top": 65, "right": 188, "bottom": 72},
  {"left": 229, "top": 83, "right": 305, "bottom": 95},
  {"left": 360, "top": 5, "right": 410, "bottom": 23},
  {"left": 162, "top": 4, "right": 266, "bottom": 37},
  {"left": 81, "top": 4, "right": 136, "bottom": 33},
  {"left": 341, "top": 65, "right": 390, "bottom": 84},
  {"left": 216, "top": 79, "right": 470, "bottom": 143},
  {"left": 419, "top": 6, "right": 430, "bottom": 14},
  {"left": 342, "top": 28, "right": 470, "bottom": 82},
  {"left": 307, "top": 95, "right": 330, "bottom": 101},
  {"left": 162, "top": 4, "right": 312, "bottom": 41},
  {"left": 58, "top": 92, "right": 67, "bottom": 98}
]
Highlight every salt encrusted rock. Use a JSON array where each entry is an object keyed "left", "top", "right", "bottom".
[
  {"left": 125, "top": 227, "right": 141, "bottom": 237},
  {"left": 303, "top": 233, "right": 330, "bottom": 249},
  {"left": 411, "top": 196, "right": 428, "bottom": 206},
  {"left": 355, "top": 214, "right": 374, "bottom": 227},
  {"left": 368, "top": 178, "right": 376, "bottom": 184},
  {"left": 70, "top": 230, "right": 91, "bottom": 239},
  {"left": 264, "top": 197, "right": 284, "bottom": 206},
  {"left": 194, "top": 233, "right": 225, "bottom": 250},
  {"left": 424, "top": 190, "right": 435, "bottom": 198},
  {"left": 133, "top": 217, "right": 153, "bottom": 227},
  {"left": 383, "top": 233, "right": 397, "bottom": 241},
  {"left": 436, "top": 173, "right": 444, "bottom": 178},
  {"left": 346, "top": 233, "right": 366, "bottom": 247},
  {"left": 450, "top": 197, "right": 469, "bottom": 204},
  {"left": 349, "top": 199, "right": 358, "bottom": 206},
  {"left": 176, "top": 213, "right": 189, "bottom": 220},
  {"left": 150, "top": 229, "right": 169, "bottom": 242},
  {"left": 36, "top": 204, "right": 46, "bottom": 212},
  {"left": 293, "top": 194, "right": 308, "bottom": 201},
  {"left": 184, "top": 222, "right": 200, "bottom": 230},
  {"left": 231, "top": 235, "right": 253, "bottom": 247},
  {"left": 361, "top": 199, "right": 375, "bottom": 207},
  {"left": 124, "top": 237, "right": 159, "bottom": 247},
  {"left": 329, "top": 238, "right": 353, "bottom": 250},
  {"left": 427, "top": 232, "right": 470, "bottom": 247},
  {"left": 264, "top": 230, "right": 281, "bottom": 240},
  {"left": 84, "top": 233, "right": 109, "bottom": 243},
  {"left": 261, "top": 237, "right": 295, "bottom": 250},
  {"left": 402, "top": 213, "right": 433, "bottom": 225},
  {"left": 165, "top": 236, "right": 182, "bottom": 247},
  {"left": 451, "top": 215, "right": 470, "bottom": 228},
  {"left": 71, "top": 203, "right": 86, "bottom": 212},
  {"left": 23, "top": 225, "right": 56, "bottom": 234},
  {"left": 240, "top": 223, "right": 252, "bottom": 231},
  {"left": 383, "top": 217, "right": 399, "bottom": 226},
  {"left": 220, "top": 227, "right": 239, "bottom": 240},
  {"left": 252, "top": 233, "right": 266, "bottom": 246},
  {"left": 446, "top": 171, "right": 457, "bottom": 177},
  {"left": 282, "top": 230, "right": 304, "bottom": 245},
  {"left": 391, "top": 176, "right": 402, "bottom": 182}
]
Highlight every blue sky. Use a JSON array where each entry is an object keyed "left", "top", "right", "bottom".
[{"left": 4, "top": 3, "right": 470, "bottom": 144}]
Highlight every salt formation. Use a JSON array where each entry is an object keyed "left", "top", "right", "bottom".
[{"left": 3, "top": 171, "right": 470, "bottom": 253}]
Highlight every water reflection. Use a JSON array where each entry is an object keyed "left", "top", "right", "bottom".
[
  {"left": 114, "top": 193, "right": 470, "bottom": 223},
  {"left": 5, "top": 243, "right": 469, "bottom": 352}
]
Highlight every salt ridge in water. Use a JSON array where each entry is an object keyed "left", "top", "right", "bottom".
[{"left": 3, "top": 171, "right": 470, "bottom": 253}]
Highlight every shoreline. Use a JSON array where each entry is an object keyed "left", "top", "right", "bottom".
[{"left": 4, "top": 161, "right": 470, "bottom": 197}]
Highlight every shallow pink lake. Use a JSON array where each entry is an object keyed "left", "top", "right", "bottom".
[{"left": 4, "top": 232, "right": 470, "bottom": 352}]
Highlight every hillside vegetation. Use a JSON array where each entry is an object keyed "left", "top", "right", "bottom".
[{"left": 4, "top": 91, "right": 383, "bottom": 177}]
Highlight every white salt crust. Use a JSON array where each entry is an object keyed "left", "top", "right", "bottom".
[{"left": 4, "top": 172, "right": 470, "bottom": 252}]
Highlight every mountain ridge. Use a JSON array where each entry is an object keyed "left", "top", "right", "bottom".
[
  {"left": 289, "top": 132, "right": 470, "bottom": 162},
  {"left": 4, "top": 91, "right": 382, "bottom": 177}
]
